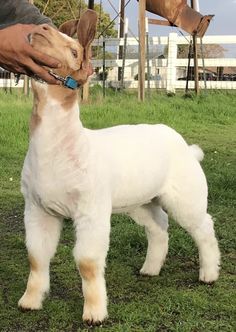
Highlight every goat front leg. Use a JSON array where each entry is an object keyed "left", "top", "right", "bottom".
[
  {"left": 18, "top": 204, "right": 62, "bottom": 310},
  {"left": 73, "top": 212, "right": 111, "bottom": 325}
]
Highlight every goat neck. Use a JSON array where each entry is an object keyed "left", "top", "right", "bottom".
[
  {"left": 30, "top": 79, "right": 82, "bottom": 135},
  {"left": 29, "top": 80, "right": 86, "bottom": 172}
]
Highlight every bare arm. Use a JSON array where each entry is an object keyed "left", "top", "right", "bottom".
[
  {"left": 0, "top": 0, "right": 60, "bottom": 84},
  {"left": 0, "top": 24, "right": 61, "bottom": 84}
]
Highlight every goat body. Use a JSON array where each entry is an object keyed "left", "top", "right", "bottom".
[
  {"left": 19, "top": 83, "right": 220, "bottom": 324},
  {"left": 18, "top": 16, "right": 220, "bottom": 325}
]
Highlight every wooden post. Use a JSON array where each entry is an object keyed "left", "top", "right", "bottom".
[
  {"left": 191, "top": 0, "right": 199, "bottom": 95},
  {"left": 197, "top": 0, "right": 207, "bottom": 91},
  {"left": 24, "top": 76, "right": 30, "bottom": 96},
  {"left": 200, "top": 38, "right": 207, "bottom": 90},
  {"left": 83, "top": 81, "right": 89, "bottom": 101},
  {"left": 28, "top": 0, "right": 33, "bottom": 94},
  {"left": 138, "top": 0, "right": 146, "bottom": 101}
]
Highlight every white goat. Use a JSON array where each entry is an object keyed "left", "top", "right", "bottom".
[{"left": 18, "top": 10, "right": 220, "bottom": 325}]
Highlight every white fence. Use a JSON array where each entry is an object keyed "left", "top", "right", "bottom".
[
  {"left": 92, "top": 34, "right": 236, "bottom": 92},
  {"left": 1, "top": 34, "right": 236, "bottom": 92}
]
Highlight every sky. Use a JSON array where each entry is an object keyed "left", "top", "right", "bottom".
[{"left": 100, "top": 0, "right": 236, "bottom": 37}]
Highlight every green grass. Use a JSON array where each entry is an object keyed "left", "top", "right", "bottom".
[{"left": 0, "top": 88, "right": 235, "bottom": 332}]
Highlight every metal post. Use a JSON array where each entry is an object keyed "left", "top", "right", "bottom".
[
  {"left": 146, "top": 17, "right": 150, "bottom": 95},
  {"left": 186, "top": 40, "right": 193, "bottom": 94},
  {"left": 138, "top": 0, "right": 146, "bottom": 101},
  {"left": 121, "top": 18, "right": 128, "bottom": 89},
  {"left": 191, "top": 0, "right": 199, "bottom": 95},
  {"left": 88, "top": 0, "right": 94, "bottom": 9},
  {"left": 82, "top": 0, "right": 94, "bottom": 101},
  {"left": 102, "top": 36, "right": 106, "bottom": 98},
  {"left": 118, "top": 0, "right": 125, "bottom": 82},
  {"left": 192, "top": 35, "right": 199, "bottom": 95}
]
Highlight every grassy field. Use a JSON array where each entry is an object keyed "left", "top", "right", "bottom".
[{"left": 0, "top": 88, "right": 235, "bottom": 332}]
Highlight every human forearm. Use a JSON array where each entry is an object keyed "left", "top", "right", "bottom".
[{"left": 0, "top": 0, "right": 52, "bottom": 30}]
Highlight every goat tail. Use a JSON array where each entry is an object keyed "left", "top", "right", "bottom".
[{"left": 189, "top": 144, "right": 204, "bottom": 162}]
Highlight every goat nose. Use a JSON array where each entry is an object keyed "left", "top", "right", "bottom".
[
  {"left": 41, "top": 24, "right": 50, "bottom": 31},
  {"left": 34, "top": 24, "right": 51, "bottom": 35}
]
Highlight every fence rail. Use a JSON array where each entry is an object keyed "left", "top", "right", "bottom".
[
  {"left": 93, "top": 35, "right": 236, "bottom": 46},
  {"left": 1, "top": 34, "right": 236, "bottom": 92}
]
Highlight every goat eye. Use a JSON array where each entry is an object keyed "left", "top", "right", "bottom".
[{"left": 71, "top": 49, "right": 78, "bottom": 58}]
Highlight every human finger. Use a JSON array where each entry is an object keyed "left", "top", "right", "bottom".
[
  {"left": 0, "top": 63, "right": 28, "bottom": 75},
  {"left": 25, "top": 44, "right": 61, "bottom": 69},
  {"left": 25, "top": 59, "right": 60, "bottom": 84}
]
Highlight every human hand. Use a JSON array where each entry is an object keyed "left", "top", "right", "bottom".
[{"left": 0, "top": 24, "right": 61, "bottom": 84}]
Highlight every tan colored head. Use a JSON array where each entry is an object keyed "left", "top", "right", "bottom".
[{"left": 30, "top": 10, "right": 97, "bottom": 86}]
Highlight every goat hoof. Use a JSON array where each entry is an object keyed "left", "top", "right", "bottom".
[
  {"left": 199, "top": 267, "right": 219, "bottom": 284},
  {"left": 18, "top": 293, "right": 43, "bottom": 311},
  {"left": 84, "top": 319, "right": 102, "bottom": 327},
  {"left": 19, "top": 306, "right": 32, "bottom": 312},
  {"left": 83, "top": 306, "right": 107, "bottom": 326},
  {"left": 140, "top": 266, "right": 161, "bottom": 276}
]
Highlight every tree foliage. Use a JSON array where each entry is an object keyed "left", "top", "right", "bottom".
[
  {"left": 164, "top": 43, "right": 226, "bottom": 59},
  {"left": 34, "top": 0, "right": 117, "bottom": 37},
  {"left": 177, "top": 44, "right": 226, "bottom": 58}
]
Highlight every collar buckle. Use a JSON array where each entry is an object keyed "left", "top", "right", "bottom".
[
  {"left": 48, "top": 70, "right": 80, "bottom": 90},
  {"left": 64, "top": 76, "right": 80, "bottom": 89}
]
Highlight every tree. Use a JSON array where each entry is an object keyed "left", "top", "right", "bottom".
[
  {"left": 177, "top": 44, "right": 226, "bottom": 59},
  {"left": 198, "top": 44, "right": 226, "bottom": 59},
  {"left": 164, "top": 43, "right": 226, "bottom": 59},
  {"left": 34, "top": 0, "right": 117, "bottom": 38}
]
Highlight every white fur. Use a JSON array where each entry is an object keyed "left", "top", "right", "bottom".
[
  {"left": 189, "top": 144, "right": 204, "bottom": 162},
  {"left": 19, "top": 83, "right": 220, "bottom": 324}
]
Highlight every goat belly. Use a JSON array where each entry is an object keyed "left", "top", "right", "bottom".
[
  {"left": 88, "top": 124, "right": 173, "bottom": 211},
  {"left": 110, "top": 163, "right": 168, "bottom": 212}
]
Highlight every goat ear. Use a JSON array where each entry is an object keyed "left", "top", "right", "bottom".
[
  {"left": 77, "top": 10, "right": 98, "bottom": 48},
  {"left": 59, "top": 19, "right": 79, "bottom": 37}
]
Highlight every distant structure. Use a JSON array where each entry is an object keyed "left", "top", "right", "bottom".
[
  {"left": 144, "top": 0, "right": 213, "bottom": 38},
  {"left": 136, "top": 0, "right": 214, "bottom": 98}
]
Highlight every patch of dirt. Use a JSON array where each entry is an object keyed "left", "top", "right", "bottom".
[{"left": 0, "top": 206, "right": 24, "bottom": 233}]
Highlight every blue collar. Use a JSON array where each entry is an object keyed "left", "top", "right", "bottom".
[
  {"left": 48, "top": 70, "right": 81, "bottom": 90},
  {"left": 15, "top": 71, "right": 81, "bottom": 90}
]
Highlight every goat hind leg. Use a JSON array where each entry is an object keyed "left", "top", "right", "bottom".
[
  {"left": 18, "top": 205, "right": 62, "bottom": 310},
  {"left": 160, "top": 191, "right": 220, "bottom": 283},
  {"left": 190, "top": 214, "right": 220, "bottom": 283},
  {"left": 129, "top": 204, "right": 169, "bottom": 276}
]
